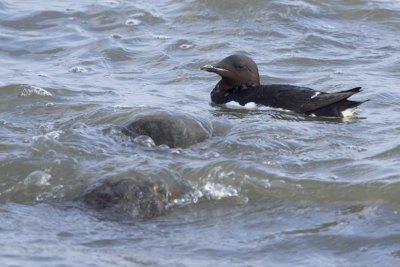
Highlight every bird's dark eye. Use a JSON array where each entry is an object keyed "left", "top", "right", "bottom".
[{"left": 236, "top": 65, "right": 245, "bottom": 70}]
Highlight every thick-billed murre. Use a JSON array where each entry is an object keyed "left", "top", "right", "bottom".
[{"left": 201, "top": 54, "right": 367, "bottom": 117}]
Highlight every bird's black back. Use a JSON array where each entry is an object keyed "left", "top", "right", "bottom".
[{"left": 211, "top": 84, "right": 364, "bottom": 117}]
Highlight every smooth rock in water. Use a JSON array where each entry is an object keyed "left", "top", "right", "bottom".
[
  {"left": 79, "top": 178, "right": 167, "bottom": 219},
  {"left": 122, "top": 111, "right": 212, "bottom": 148}
]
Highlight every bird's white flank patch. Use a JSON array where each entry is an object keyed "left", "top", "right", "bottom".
[
  {"left": 225, "top": 101, "right": 258, "bottom": 110},
  {"left": 311, "top": 92, "right": 321, "bottom": 98},
  {"left": 244, "top": 102, "right": 257, "bottom": 110}
]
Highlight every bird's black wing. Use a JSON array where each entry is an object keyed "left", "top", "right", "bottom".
[
  {"left": 298, "top": 87, "right": 362, "bottom": 113},
  {"left": 253, "top": 84, "right": 319, "bottom": 112}
]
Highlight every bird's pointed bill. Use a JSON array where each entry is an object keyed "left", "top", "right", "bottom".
[{"left": 200, "top": 64, "right": 229, "bottom": 73}]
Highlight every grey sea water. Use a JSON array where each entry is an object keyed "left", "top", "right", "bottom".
[{"left": 1, "top": 0, "right": 400, "bottom": 266}]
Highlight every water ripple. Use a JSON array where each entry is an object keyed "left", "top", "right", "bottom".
[{"left": 1, "top": 0, "right": 400, "bottom": 265}]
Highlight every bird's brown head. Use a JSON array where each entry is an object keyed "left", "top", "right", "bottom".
[{"left": 201, "top": 54, "right": 260, "bottom": 91}]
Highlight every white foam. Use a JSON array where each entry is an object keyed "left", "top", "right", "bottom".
[
  {"left": 69, "top": 66, "right": 88, "bottom": 73},
  {"left": 125, "top": 19, "right": 141, "bottom": 26},
  {"left": 170, "top": 182, "right": 238, "bottom": 206},
  {"left": 333, "top": 70, "right": 344, "bottom": 74},
  {"left": 31, "top": 130, "right": 63, "bottom": 142},
  {"left": 203, "top": 182, "right": 238, "bottom": 200},
  {"left": 151, "top": 34, "right": 170, "bottom": 40},
  {"left": 130, "top": 12, "right": 145, "bottom": 17},
  {"left": 133, "top": 135, "right": 156, "bottom": 147},
  {"left": 179, "top": 43, "right": 193, "bottom": 50},
  {"left": 19, "top": 85, "right": 52, "bottom": 97},
  {"left": 24, "top": 170, "right": 51, "bottom": 186}
]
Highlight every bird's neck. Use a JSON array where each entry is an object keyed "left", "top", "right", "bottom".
[{"left": 211, "top": 81, "right": 257, "bottom": 104}]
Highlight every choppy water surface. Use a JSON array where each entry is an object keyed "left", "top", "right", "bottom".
[{"left": 1, "top": 0, "right": 400, "bottom": 266}]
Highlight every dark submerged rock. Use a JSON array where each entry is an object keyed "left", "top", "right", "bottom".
[
  {"left": 80, "top": 178, "right": 167, "bottom": 219},
  {"left": 122, "top": 111, "right": 212, "bottom": 148}
]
